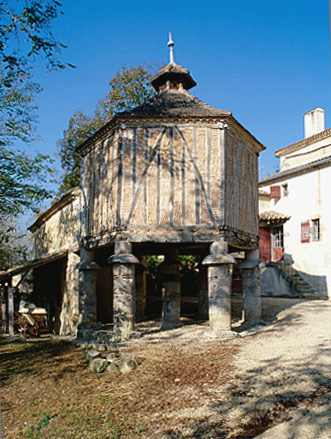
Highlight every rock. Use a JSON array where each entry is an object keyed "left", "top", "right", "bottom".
[
  {"left": 106, "top": 352, "right": 117, "bottom": 362},
  {"left": 130, "top": 354, "right": 142, "bottom": 365},
  {"left": 89, "top": 358, "right": 107, "bottom": 373},
  {"left": 107, "top": 363, "right": 118, "bottom": 374},
  {"left": 86, "top": 349, "right": 100, "bottom": 362},
  {"left": 120, "top": 358, "right": 138, "bottom": 374},
  {"left": 123, "top": 353, "right": 142, "bottom": 364}
]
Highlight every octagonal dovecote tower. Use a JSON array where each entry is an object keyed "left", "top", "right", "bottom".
[
  {"left": 78, "top": 66, "right": 264, "bottom": 248},
  {"left": 76, "top": 39, "right": 265, "bottom": 338}
]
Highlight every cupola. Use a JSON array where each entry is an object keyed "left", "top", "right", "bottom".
[{"left": 151, "top": 33, "right": 197, "bottom": 93}]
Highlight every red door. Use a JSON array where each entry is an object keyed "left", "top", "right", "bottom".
[{"left": 259, "top": 227, "right": 271, "bottom": 262}]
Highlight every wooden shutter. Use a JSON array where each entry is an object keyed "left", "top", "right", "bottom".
[
  {"left": 301, "top": 221, "right": 310, "bottom": 243},
  {"left": 270, "top": 185, "right": 281, "bottom": 199}
]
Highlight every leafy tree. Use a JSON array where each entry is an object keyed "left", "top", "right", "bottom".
[
  {"left": 0, "top": 1, "right": 69, "bottom": 266},
  {"left": 57, "top": 64, "right": 156, "bottom": 195},
  {"left": 0, "top": 1, "right": 70, "bottom": 83},
  {"left": 0, "top": 214, "right": 30, "bottom": 270},
  {"left": 0, "top": 0, "right": 68, "bottom": 216}
]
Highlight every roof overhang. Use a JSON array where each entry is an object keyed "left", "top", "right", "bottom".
[{"left": 0, "top": 248, "right": 71, "bottom": 283}]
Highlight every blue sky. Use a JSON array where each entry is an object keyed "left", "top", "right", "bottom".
[{"left": 19, "top": 0, "right": 331, "bottom": 194}]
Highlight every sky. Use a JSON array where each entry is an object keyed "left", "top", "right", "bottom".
[{"left": 15, "top": 0, "right": 331, "bottom": 217}]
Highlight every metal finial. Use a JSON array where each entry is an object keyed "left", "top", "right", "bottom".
[{"left": 168, "top": 32, "right": 175, "bottom": 64}]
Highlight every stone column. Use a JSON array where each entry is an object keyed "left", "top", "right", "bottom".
[
  {"left": 77, "top": 248, "right": 100, "bottom": 328},
  {"left": 159, "top": 249, "right": 181, "bottom": 330},
  {"left": 197, "top": 265, "right": 208, "bottom": 320},
  {"left": 60, "top": 250, "right": 80, "bottom": 336},
  {"left": 240, "top": 249, "right": 262, "bottom": 324},
  {"left": 107, "top": 241, "right": 140, "bottom": 339},
  {"left": 202, "top": 241, "right": 235, "bottom": 332}
]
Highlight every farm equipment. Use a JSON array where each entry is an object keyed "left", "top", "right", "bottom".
[{"left": 18, "top": 307, "right": 48, "bottom": 337}]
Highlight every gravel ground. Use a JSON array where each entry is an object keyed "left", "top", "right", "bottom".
[
  {"left": 230, "top": 298, "right": 331, "bottom": 439},
  {"left": 129, "top": 297, "right": 331, "bottom": 438}
]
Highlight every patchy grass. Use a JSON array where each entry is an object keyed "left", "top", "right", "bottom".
[{"left": 0, "top": 336, "right": 238, "bottom": 438}]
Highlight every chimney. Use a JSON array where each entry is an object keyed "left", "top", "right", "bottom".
[{"left": 304, "top": 107, "right": 325, "bottom": 138}]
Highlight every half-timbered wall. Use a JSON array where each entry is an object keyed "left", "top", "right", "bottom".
[
  {"left": 224, "top": 130, "right": 259, "bottom": 236},
  {"left": 81, "top": 119, "right": 259, "bottom": 240}
]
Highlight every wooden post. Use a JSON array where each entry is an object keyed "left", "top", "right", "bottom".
[
  {"left": 8, "top": 282, "right": 14, "bottom": 340},
  {"left": 1, "top": 284, "right": 7, "bottom": 334}
]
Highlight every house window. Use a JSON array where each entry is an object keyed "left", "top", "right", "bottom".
[
  {"left": 282, "top": 184, "right": 288, "bottom": 197},
  {"left": 312, "top": 219, "right": 320, "bottom": 241},
  {"left": 274, "top": 227, "right": 283, "bottom": 248}
]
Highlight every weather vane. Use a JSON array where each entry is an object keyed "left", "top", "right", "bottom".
[{"left": 168, "top": 32, "right": 175, "bottom": 64}]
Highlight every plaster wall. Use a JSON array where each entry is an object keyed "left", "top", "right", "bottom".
[
  {"left": 280, "top": 136, "right": 331, "bottom": 171},
  {"left": 260, "top": 166, "right": 331, "bottom": 298}
]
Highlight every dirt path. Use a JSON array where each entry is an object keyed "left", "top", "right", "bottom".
[
  {"left": 226, "top": 299, "right": 331, "bottom": 438},
  {"left": 129, "top": 298, "right": 331, "bottom": 438}
]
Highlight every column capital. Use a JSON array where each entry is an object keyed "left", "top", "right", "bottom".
[
  {"left": 107, "top": 254, "right": 140, "bottom": 265},
  {"left": 202, "top": 253, "right": 235, "bottom": 266}
]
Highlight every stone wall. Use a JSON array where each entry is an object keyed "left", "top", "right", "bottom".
[{"left": 31, "top": 188, "right": 81, "bottom": 258}]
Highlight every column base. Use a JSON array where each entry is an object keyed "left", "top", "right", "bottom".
[
  {"left": 160, "top": 321, "right": 183, "bottom": 331},
  {"left": 203, "top": 329, "right": 240, "bottom": 339}
]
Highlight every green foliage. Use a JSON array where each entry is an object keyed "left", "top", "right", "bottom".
[
  {"left": 0, "top": 214, "right": 29, "bottom": 270},
  {"left": 0, "top": 1, "right": 69, "bottom": 268},
  {"left": 57, "top": 64, "right": 156, "bottom": 195},
  {"left": 0, "top": 68, "right": 41, "bottom": 145},
  {"left": 0, "top": 1, "right": 70, "bottom": 85},
  {"left": 0, "top": 146, "right": 53, "bottom": 215}
]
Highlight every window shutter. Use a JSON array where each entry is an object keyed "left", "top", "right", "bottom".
[
  {"left": 270, "top": 185, "right": 281, "bottom": 199},
  {"left": 301, "top": 221, "right": 310, "bottom": 243}
]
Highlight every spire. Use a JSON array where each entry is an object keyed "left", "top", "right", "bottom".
[
  {"left": 168, "top": 32, "right": 175, "bottom": 63},
  {"left": 151, "top": 35, "right": 197, "bottom": 93}
]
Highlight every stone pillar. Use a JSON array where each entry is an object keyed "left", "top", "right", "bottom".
[
  {"left": 202, "top": 241, "right": 235, "bottom": 332},
  {"left": 77, "top": 248, "right": 100, "bottom": 327},
  {"left": 159, "top": 249, "right": 181, "bottom": 330},
  {"left": 198, "top": 265, "right": 208, "bottom": 320},
  {"left": 60, "top": 251, "right": 80, "bottom": 336},
  {"left": 240, "top": 249, "right": 262, "bottom": 324},
  {"left": 107, "top": 241, "right": 140, "bottom": 339},
  {"left": 136, "top": 256, "right": 147, "bottom": 322}
]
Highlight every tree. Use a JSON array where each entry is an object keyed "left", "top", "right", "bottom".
[
  {"left": 0, "top": 0, "right": 68, "bottom": 216},
  {"left": 0, "top": 214, "right": 30, "bottom": 270},
  {"left": 0, "top": 1, "right": 71, "bottom": 84},
  {"left": 0, "top": 1, "right": 69, "bottom": 267},
  {"left": 57, "top": 64, "right": 156, "bottom": 195}
]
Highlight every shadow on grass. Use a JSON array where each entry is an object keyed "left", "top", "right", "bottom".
[{"left": 0, "top": 338, "right": 76, "bottom": 383}]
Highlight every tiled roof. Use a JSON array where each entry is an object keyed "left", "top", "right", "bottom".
[
  {"left": 117, "top": 89, "right": 232, "bottom": 119},
  {"left": 259, "top": 210, "right": 291, "bottom": 223},
  {"left": 275, "top": 128, "right": 331, "bottom": 157},
  {"left": 151, "top": 62, "right": 197, "bottom": 91}
]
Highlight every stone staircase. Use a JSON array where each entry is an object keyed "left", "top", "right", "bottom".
[{"left": 269, "top": 261, "right": 320, "bottom": 299}]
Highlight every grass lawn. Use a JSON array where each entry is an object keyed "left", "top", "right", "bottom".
[{"left": 0, "top": 336, "right": 238, "bottom": 438}]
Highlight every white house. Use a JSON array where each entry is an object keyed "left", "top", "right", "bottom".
[{"left": 259, "top": 108, "right": 331, "bottom": 299}]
